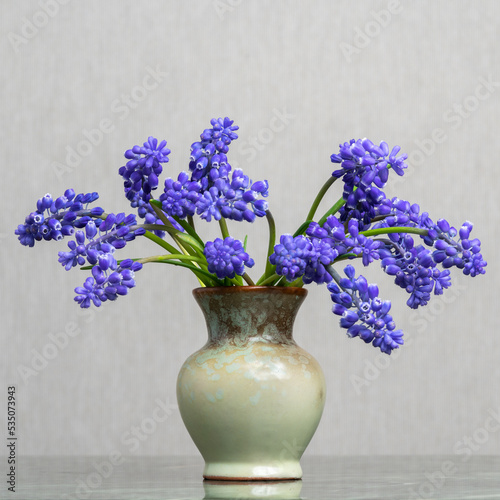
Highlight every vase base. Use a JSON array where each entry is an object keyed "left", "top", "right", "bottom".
[
  {"left": 202, "top": 461, "right": 303, "bottom": 481},
  {"left": 203, "top": 478, "right": 303, "bottom": 499}
]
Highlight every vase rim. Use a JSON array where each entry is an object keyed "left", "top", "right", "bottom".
[{"left": 192, "top": 285, "right": 307, "bottom": 298}]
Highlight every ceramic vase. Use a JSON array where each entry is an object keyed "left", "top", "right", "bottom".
[{"left": 176, "top": 286, "right": 326, "bottom": 480}]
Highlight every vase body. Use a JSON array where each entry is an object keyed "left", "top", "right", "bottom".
[{"left": 176, "top": 286, "right": 326, "bottom": 480}]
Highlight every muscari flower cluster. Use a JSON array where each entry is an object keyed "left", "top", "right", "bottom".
[
  {"left": 119, "top": 136, "right": 174, "bottom": 235},
  {"left": 371, "top": 197, "right": 486, "bottom": 307},
  {"left": 159, "top": 117, "right": 269, "bottom": 224},
  {"left": 329, "top": 265, "right": 404, "bottom": 354},
  {"left": 15, "top": 190, "right": 146, "bottom": 307},
  {"left": 120, "top": 136, "right": 171, "bottom": 205},
  {"left": 270, "top": 216, "right": 382, "bottom": 286},
  {"left": 15, "top": 190, "right": 104, "bottom": 247},
  {"left": 118, "top": 118, "right": 267, "bottom": 280},
  {"left": 269, "top": 139, "right": 486, "bottom": 353},
  {"left": 16, "top": 125, "right": 486, "bottom": 355},
  {"left": 57, "top": 213, "right": 145, "bottom": 307},
  {"left": 16, "top": 118, "right": 263, "bottom": 307},
  {"left": 204, "top": 237, "right": 254, "bottom": 280},
  {"left": 330, "top": 138, "right": 408, "bottom": 227}
]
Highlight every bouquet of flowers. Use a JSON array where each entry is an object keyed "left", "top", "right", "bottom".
[{"left": 15, "top": 118, "right": 486, "bottom": 355}]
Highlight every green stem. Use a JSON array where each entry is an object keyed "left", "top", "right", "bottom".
[
  {"left": 148, "top": 202, "right": 206, "bottom": 287},
  {"left": 176, "top": 233, "right": 205, "bottom": 255},
  {"left": 218, "top": 218, "right": 230, "bottom": 239},
  {"left": 256, "top": 272, "right": 281, "bottom": 286},
  {"left": 292, "top": 183, "right": 349, "bottom": 238},
  {"left": 242, "top": 273, "right": 256, "bottom": 286},
  {"left": 284, "top": 276, "right": 304, "bottom": 288},
  {"left": 147, "top": 259, "right": 225, "bottom": 287},
  {"left": 274, "top": 276, "right": 288, "bottom": 287},
  {"left": 149, "top": 202, "right": 191, "bottom": 256},
  {"left": 173, "top": 216, "right": 205, "bottom": 248},
  {"left": 318, "top": 193, "right": 349, "bottom": 226},
  {"left": 148, "top": 202, "right": 173, "bottom": 229},
  {"left": 143, "top": 230, "right": 178, "bottom": 254},
  {"left": 359, "top": 226, "right": 429, "bottom": 238},
  {"left": 293, "top": 220, "right": 314, "bottom": 238},
  {"left": 264, "top": 210, "right": 276, "bottom": 278},
  {"left": 291, "top": 177, "right": 338, "bottom": 238},
  {"left": 142, "top": 251, "right": 211, "bottom": 289},
  {"left": 141, "top": 223, "right": 179, "bottom": 236},
  {"left": 143, "top": 223, "right": 205, "bottom": 272},
  {"left": 332, "top": 252, "right": 358, "bottom": 262},
  {"left": 139, "top": 254, "right": 206, "bottom": 265},
  {"left": 306, "top": 176, "right": 337, "bottom": 221},
  {"left": 254, "top": 211, "right": 278, "bottom": 286}
]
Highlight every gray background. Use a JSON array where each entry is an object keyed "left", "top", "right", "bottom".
[{"left": 1, "top": 0, "right": 499, "bottom": 459}]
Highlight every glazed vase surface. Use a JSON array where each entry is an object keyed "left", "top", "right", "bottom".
[{"left": 176, "top": 286, "right": 326, "bottom": 480}]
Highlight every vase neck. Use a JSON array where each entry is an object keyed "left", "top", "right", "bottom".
[{"left": 193, "top": 287, "right": 307, "bottom": 345}]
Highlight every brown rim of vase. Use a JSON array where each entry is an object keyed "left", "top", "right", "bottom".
[
  {"left": 203, "top": 476, "right": 302, "bottom": 482},
  {"left": 192, "top": 286, "right": 307, "bottom": 298}
]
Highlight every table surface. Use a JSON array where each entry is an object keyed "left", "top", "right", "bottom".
[{"left": 4, "top": 455, "right": 500, "bottom": 500}]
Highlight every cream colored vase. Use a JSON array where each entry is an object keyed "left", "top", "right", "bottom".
[{"left": 176, "top": 286, "right": 326, "bottom": 480}]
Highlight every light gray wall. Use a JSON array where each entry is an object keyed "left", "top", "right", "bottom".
[{"left": 1, "top": 0, "right": 499, "bottom": 458}]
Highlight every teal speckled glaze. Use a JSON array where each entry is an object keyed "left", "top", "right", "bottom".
[{"left": 176, "top": 286, "right": 326, "bottom": 481}]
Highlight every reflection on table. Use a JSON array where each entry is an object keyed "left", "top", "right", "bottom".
[{"left": 10, "top": 455, "right": 500, "bottom": 500}]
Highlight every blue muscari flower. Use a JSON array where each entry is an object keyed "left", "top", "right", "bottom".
[
  {"left": 432, "top": 220, "right": 486, "bottom": 277},
  {"left": 186, "top": 118, "right": 269, "bottom": 224},
  {"left": 303, "top": 194, "right": 483, "bottom": 314},
  {"left": 303, "top": 216, "right": 381, "bottom": 282},
  {"left": 58, "top": 212, "right": 144, "bottom": 308},
  {"left": 190, "top": 149, "right": 231, "bottom": 184},
  {"left": 117, "top": 137, "right": 183, "bottom": 236},
  {"left": 15, "top": 190, "right": 104, "bottom": 247},
  {"left": 380, "top": 243, "right": 447, "bottom": 309},
  {"left": 119, "top": 136, "right": 171, "bottom": 206},
  {"left": 74, "top": 259, "right": 143, "bottom": 308},
  {"left": 57, "top": 230, "right": 87, "bottom": 270},
  {"left": 57, "top": 212, "right": 142, "bottom": 272},
  {"left": 189, "top": 118, "right": 237, "bottom": 183},
  {"left": 306, "top": 201, "right": 454, "bottom": 314},
  {"left": 204, "top": 117, "right": 240, "bottom": 152},
  {"left": 127, "top": 189, "right": 153, "bottom": 217},
  {"left": 303, "top": 238, "right": 339, "bottom": 284},
  {"left": 299, "top": 221, "right": 342, "bottom": 285},
  {"left": 330, "top": 139, "right": 407, "bottom": 225},
  {"left": 357, "top": 236, "right": 381, "bottom": 266},
  {"left": 341, "top": 219, "right": 382, "bottom": 266},
  {"left": 216, "top": 171, "right": 269, "bottom": 222},
  {"left": 195, "top": 170, "right": 269, "bottom": 223},
  {"left": 194, "top": 117, "right": 239, "bottom": 155},
  {"left": 160, "top": 172, "right": 201, "bottom": 219},
  {"left": 328, "top": 265, "right": 403, "bottom": 354},
  {"left": 375, "top": 197, "right": 487, "bottom": 283},
  {"left": 306, "top": 215, "right": 347, "bottom": 242},
  {"left": 269, "top": 234, "right": 311, "bottom": 282},
  {"left": 370, "top": 202, "right": 452, "bottom": 308},
  {"left": 204, "top": 237, "right": 254, "bottom": 279},
  {"left": 196, "top": 187, "right": 225, "bottom": 222},
  {"left": 331, "top": 139, "right": 407, "bottom": 181}
]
